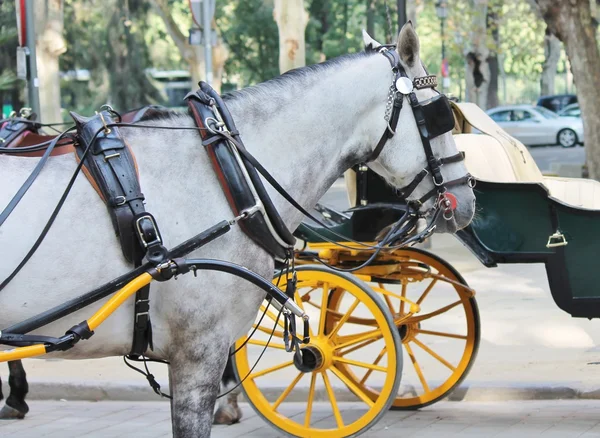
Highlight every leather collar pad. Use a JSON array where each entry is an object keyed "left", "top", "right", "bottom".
[{"left": 187, "top": 89, "right": 291, "bottom": 260}]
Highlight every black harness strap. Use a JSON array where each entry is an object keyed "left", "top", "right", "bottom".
[
  {"left": 365, "top": 48, "right": 472, "bottom": 213},
  {"left": 71, "top": 110, "right": 167, "bottom": 357}
]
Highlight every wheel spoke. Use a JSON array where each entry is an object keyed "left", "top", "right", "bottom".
[
  {"left": 333, "top": 356, "right": 387, "bottom": 373},
  {"left": 249, "top": 360, "right": 293, "bottom": 379},
  {"left": 317, "top": 282, "right": 330, "bottom": 335},
  {"left": 412, "top": 338, "right": 456, "bottom": 371},
  {"left": 383, "top": 293, "right": 395, "bottom": 315},
  {"left": 409, "top": 299, "right": 463, "bottom": 323},
  {"left": 322, "top": 371, "right": 344, "bottom": 428},
  {"left": 399, "top": 280, "right": 407, "bottom": 315},
  {"left": 330, "top": 366, "right": 375, "bottom": 407},
  {"left": 359, "top": 346, "right": 387, "bottom": 385},
  {"left": 416, "top": 278, "right": 438, "bottom": 305},
  {"left": 337, "top": 336, "right": 380, "bottom": 356},
  {"left": 327, "top": 297, "right": 360, "bottom": 339},
  {"left": 404, "top": 342, "right": 430, "bottom": 392},
  {"left": 416, "top": 329, "right": 467, "bottom": 340},
  {"left": 272, "top": 372, "right": 304, "bottom": 410},
  {"left": 260, "top": 305, "right": 286, "bottom": 329},
  {"left": 304, "top": 372, "right": 317, "bottom": 427},
  {"left": 252, "top": 323, "right": 284, "bottom": 338},
  {"left": 335, "top": 328, "right": 383, "bottom": 351},
  {"left": 247, "top": 339, "right": 286, "bottom": 350}
]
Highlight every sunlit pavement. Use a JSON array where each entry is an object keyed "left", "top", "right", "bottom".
[{"left": 3, "top": 400, "right": 600, "bottom": 437}]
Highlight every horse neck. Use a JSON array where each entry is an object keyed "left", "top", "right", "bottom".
[{"left": 226, "top": 54, "right": 392, "bottom": 230}]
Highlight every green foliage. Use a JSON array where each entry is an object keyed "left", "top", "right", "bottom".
[
  {"left": 216, "top": 0, "right": 280, "bottom": 85},
  {"left": 2, "top": 0, "right": 560, "bottom": 113},
  {"left": 0, "top": 0, "right": 22, "bottom": 100},
  {"left": 60, "top": 0, "right": 164, "bottom": 114}
]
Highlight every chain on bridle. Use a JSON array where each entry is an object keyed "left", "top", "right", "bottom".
[{"left": 366, "top": 46, "right": 475, "bottom": 221}]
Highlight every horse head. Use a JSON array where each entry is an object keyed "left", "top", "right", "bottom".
[{"left": 361, "top": 23, "right": 475, "bottom": 233}]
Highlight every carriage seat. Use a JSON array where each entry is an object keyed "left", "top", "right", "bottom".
[{"left": 452, "top": 102, "right": 600, "bottom": 210}]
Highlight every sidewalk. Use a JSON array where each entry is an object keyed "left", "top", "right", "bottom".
[
  {"left": 3, "top": 400, "right": 600, "bottom": 437},
  {"left": 4, "top": 233, "right": 600, "bottom": 402}
]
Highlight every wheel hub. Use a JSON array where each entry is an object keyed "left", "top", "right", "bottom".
[
  {"left": 293, "top": 346, "right": 323, "bottom": 372},
  {"left": 398, "top": 322, "right": 420, "bottom": 343},
  {"left": 293, "top": 337, "right": 335, "bottom": 373}
]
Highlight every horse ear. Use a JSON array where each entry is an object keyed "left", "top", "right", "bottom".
[
  {"left": 396, "top": 21, "right": 420, "bottom": 67},
  {"left": 362, "top": 29, "right": 382, "bottom": 51}
]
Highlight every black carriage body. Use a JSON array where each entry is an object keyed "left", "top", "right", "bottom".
[{"left": 456, "top": 180, "right": 600, "bottom": 319}]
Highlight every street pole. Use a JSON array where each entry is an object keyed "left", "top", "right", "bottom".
[
  {"left": 24, "top": 0, "right": 40, "bottom": 118},
  {"left": 441, "top": 17, "right": 446, "bottom": 94},
  {"left": 202, "top": 0, "right": 213, "bottom": 86},
  {"left": 397, "top": 0, "right": 406, "bottom": 29}
]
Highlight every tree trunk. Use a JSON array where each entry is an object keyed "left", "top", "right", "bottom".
[
  {"left": 407, "top": 0, "right": 417, "bottom": 27},
  {"left": 273, "top": 0, "right": 308, "bottom": 73},
  {"left": 34, "top": 0, "right": 65, "bottom": 123},
  {"left": 148, "top": 0, "right": 227, "bottom": 92},
  {"left": 535, "top": 0, "right": 600, "bottom": 179},
  {"left": 486, "top": 6, "right": 500, "bottom": 109},
  {"left": 540, "top": 30, "right": 561, "bottom": 96},
  {"left": 465, "top": 0, "right": 490, "bottom": 109}
]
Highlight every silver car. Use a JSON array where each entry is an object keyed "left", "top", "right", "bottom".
[{"left": 486, "top": 104, "right": 583, "bottom": 147}]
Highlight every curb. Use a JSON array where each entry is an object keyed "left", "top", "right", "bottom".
[{"left": 5, "top": 380, "right": 600, "bottom": 403}]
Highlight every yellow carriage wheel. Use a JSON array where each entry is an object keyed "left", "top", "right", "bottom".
[
  {"left": 327, "top": 248, "right": 480, "bottom": 410},
  {"left": 232, "top": 266, "right": 402, "bottom": 438}
]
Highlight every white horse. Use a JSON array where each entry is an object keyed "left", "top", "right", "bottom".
[{"left": 0, "top": 25, "right": 475, "bottom": 436}]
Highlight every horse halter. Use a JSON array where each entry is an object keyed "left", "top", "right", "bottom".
[{"left": 367, "top": 47, "right": 474, "bottom": 220}]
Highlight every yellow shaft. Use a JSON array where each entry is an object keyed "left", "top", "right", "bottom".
[
  {"left": 0, "top": 344, "right": 46, "bottom": 362},
  {"left": 0, "top": 272, "right": 153, "bottom": 363},
  {"left": 88, "top": 273, "right": 153, "bottom": 330}
]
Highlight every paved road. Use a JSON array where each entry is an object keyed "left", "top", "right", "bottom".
[
  {"left": 527, "top": 145, "right": 585, "bottom": 173},
  {"left": 3, "top": 400, "right": 600, "bottom": 437}
]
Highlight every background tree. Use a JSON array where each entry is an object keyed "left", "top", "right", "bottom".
[
  {"left": 34, "top": 0, "right": 66, "bottom": 122},
  {"left": 535, "top": 0, "right": 600, "bottom": 179},
  {"left": 273, "top": 0, "right": 309, "bottom": 72},
  {"left": 0, "top": 0, "right": 22, "bottom": 114},
  {"left": 104, "top": 0, "right": 163, "bottom": 111},
  {"left": 149, "top": 0, "right": 229, "bottom": 91}
]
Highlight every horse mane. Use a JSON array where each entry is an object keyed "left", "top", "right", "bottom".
[
  {"left": 222, "top": 51, "right": 372, "bottom": 103},
  {"left": 137, "top": 51, "right": 374, "bottom": 122}
]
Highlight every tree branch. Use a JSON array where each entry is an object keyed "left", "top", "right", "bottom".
[{"left": 148, "top": 0, "right": 190, "bottom": 58}]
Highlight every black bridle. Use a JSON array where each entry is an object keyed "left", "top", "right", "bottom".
[{"left": 367, "top": 47, "right": 474, "bottom": 221}]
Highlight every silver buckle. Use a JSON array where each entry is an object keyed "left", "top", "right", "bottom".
[
  {"left": 135, "top": 311, "right": 149, "bottom": 322},
  {"left": 114, "top": 196, "right": 127, "bottom": 206},
  {"left": 135, "top": 215, "right": 162, "bottom": 248}
]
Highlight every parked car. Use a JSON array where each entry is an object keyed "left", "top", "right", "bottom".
[
  {"left": 486, "top": 104, "right": 583, "bottom": 148},
  {"left": 558, "top": 103, "right": 581, "bottom": 118},
  {"left": 537, "top": 94, "right": 577, "bottom": 113}
]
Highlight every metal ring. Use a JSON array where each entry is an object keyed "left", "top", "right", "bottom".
[
  {"left": 204, "top": 117, "right": 222, "bottom": 134},
  {"left": 443, "top": 209, "right": 454, "bottom": 221},
  {"left": 100, "top": 104, "right": 116, "bottom": 113},
  {"left": 467, "top": 176, "right": 476, "bottom": 188},
  {"left": 433, "top": 174, "right": 445, "bottom": 187}
]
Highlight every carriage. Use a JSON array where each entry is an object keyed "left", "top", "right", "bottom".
[
  {"left": 1, "top": 27, "right": 597, "bottom": 437},
  {"left": 229, "top": 101, "right": 600, "bottom": 437}
]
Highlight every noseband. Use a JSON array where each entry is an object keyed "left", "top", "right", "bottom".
[{"left": 367, "top": 47, "right": 474, "bottom": 221}]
